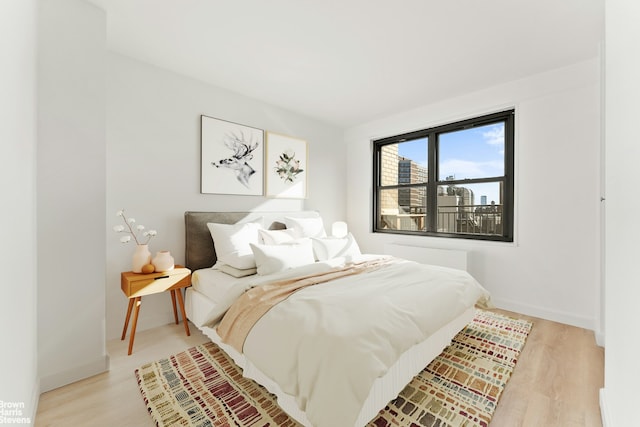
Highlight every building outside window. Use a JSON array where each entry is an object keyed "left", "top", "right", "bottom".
[{"left": 372, "top": 109, "right": 514, "bottom": 242}]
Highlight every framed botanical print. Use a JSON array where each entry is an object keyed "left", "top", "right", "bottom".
[
  {"left": 201, "top": 115, "right": 264, "bottom": 195},
  {"left": 265, "top": 132, "right": 308, "bottom": 199}
]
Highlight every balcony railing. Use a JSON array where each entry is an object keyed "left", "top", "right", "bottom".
[
  {"left": 438, "top": 204, "right": 503, "bottom": 235},
  {"left": 381, "top": 204, "right": 503, "bottom": 236}
]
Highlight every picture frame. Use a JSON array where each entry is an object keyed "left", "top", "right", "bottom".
[
  {"left": 265, "top": 132, "right": 308, "bottom": 199},
  {"left": 201, "top": 115, "right": 264, "bottom": 195}
]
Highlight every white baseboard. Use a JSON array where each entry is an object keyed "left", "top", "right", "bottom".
[
  {"left": 29, "top": 377, "right": 40, "bottom": 426},
  {"left": 491, "top": 297, "right": 597, "bottom": 332},
  {"left": 600, "top": 388, "right": 611, "bottom": 427},
  {"left": 39, "top": 354, "right": 109, "bottom": 393}
]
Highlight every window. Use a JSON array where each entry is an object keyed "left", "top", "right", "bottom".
[{"left": 372, "top": 110, "right": 514, "bottom": 242}]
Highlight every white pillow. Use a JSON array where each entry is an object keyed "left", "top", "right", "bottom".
[
  {"left": 250, "top": 239, "right": 315, "bottom": 275},
  {"left": 284, "top": 216, "right": 327, "bottom": 238},
  {"left": 258, "top": 228, "right": 298, "bottom": 245},
  {"left": 311, "top": 233, "right": 362, "bottom": 261},
  {"left": 218, "top": 263, "right": 257, "bottom": 278},
  {"left": 207, "top": 221, "right": 262, "bottom": 270}
]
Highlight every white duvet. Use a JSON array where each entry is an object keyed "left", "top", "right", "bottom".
[{"left": 215, "top": 255, "right": 490, "bottom": 427}]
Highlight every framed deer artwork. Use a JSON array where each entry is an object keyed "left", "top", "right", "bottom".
[
  {"left": 201, "top": 115, "right": 264, "bottom": 195},
  {"left": 265, "top": 132, "right": 308, "bottom": 198}
]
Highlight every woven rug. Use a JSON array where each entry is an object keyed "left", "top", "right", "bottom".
[{"left": 135, "top": 310, "right": 532, "bottom": 427}]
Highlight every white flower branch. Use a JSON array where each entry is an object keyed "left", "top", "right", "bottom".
[{"left": 113, "top": 209, "right": 157, "bottom": 245}]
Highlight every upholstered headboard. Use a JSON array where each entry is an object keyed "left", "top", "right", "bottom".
[{"left": 184, "top": 211, "right": 320, "bottom": 271}]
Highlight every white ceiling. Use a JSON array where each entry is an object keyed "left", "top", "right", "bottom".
[{"left": 86, "top": 0, "right": 603, "bottom": 127}]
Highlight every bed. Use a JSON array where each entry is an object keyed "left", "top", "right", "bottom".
[{"left": 183, "top": 211, "right": 490, "bottom": 427}]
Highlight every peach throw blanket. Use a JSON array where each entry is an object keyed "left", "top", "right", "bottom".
[{"left": 217, "top": 257, "right": 394, "bottom": 353}]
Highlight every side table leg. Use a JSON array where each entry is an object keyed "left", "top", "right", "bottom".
[
  {"left": 128, "top": 297, "right": 142, "bottom": 355},
  {"left": 175, "top": 289, "right": 190, "bottom": 336},
  {"left": 170, "top": 290, "right": 179, "bottom": 324},
  {"left": 121, "top": 298, "right": 135, "bottom": 340}
]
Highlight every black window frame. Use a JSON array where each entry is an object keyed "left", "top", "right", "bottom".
[{"left": 372, "top": 109, "right": 515, "bottom": 242}]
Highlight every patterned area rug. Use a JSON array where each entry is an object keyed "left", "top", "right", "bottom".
[{"left": 135, "top": 310, "right": 532, "bottom": 427}]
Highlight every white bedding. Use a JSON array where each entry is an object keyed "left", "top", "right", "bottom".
[
  {"left": 192, "top": 256, "right": 367, "bottom": 326},
  {"left": 191, "top": 266, "right": 256, "bottom": 304},
  {"left": 186, "top": 255, "right": 490, "bottom": 427}
]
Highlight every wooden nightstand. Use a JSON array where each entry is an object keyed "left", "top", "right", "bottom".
[{"left": 120, "top": 265, "right": 191, "bottom": 355}]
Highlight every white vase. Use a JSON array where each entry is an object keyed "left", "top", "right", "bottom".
[
  {"left": 152, "top": 250, "right": 174, "bottom": 272},
  {"left": 132, "top": 244, "right": 151, "bottom": 273}
]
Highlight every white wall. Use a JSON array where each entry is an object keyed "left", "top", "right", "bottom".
[
  {"left": 0, "top": 0, "right": 39, "bottom": 422},
  {"left": 105, "top": 53, "right": 346, "bottom": 340},
  {"left": 38, "top": 0, "right": 108, "bottom": 392},
  {"left": 602, "top": 0, "right": 640, "bottom": 425},
  {"left": 346, "top": 59, "right": 601, "bottom": 333}
]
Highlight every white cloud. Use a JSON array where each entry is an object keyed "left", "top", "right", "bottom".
[
  {"left": 439, "top": 159, "right": 503, "bottom": 180},
  {"left": 482, "top": 125, "right": 504, "bottom": 146}
]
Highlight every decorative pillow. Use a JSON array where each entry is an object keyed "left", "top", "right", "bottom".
[
  {"left": 258, "top": 228, "right": 298, "bottom": 245},
  {"left": 249, "top": 239, "right": 315, "bottom": 275},
  {"left": 207, "top": 220, "right": 262, "bottom": 270},
  {"left": 311, "top": 233, "right": 362, "bottom": 261},
  {"left": 284, "top": 216, "right": 327, "bottom": 238},
  {"left": 219, "top": 263, "right": 257, "bottom": 278}
]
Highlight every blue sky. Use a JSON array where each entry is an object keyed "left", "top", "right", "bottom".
[{"left": 398, "top": 123, "right": 505, "bottom": 204}]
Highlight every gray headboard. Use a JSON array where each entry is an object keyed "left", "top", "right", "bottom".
[{"left": 184, "top": 211, "right": 320, "bottom": 271}]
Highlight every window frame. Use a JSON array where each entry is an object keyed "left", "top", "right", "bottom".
[{"left": 372, "top": 109, "right": 515, "bottom": 242}]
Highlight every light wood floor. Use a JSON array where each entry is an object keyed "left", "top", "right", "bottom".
[{"left": 35, "top": 309, "right": 603, "bottom": 427}]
